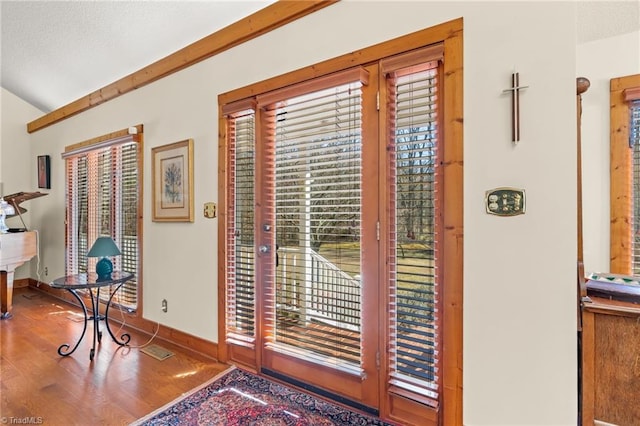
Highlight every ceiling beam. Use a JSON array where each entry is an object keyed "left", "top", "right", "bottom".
[{"left": 27, "top": 0, "right": 338, "bottom": 133}]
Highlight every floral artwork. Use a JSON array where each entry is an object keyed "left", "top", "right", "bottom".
[
  {"left": 152, "top": 139, "right": 194, "bottom": 222},
  {"left": 161, "top": 157, "right": 184, "bottom": 207}
]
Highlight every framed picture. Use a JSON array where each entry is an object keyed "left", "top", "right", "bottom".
[
  {"left": 37, "top": 155, "right": 51, "bottom": 189},
  {"left": 152, "top": 139, "right": 194, "bottom": 222}
]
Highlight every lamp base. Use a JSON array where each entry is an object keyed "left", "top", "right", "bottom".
[{"left": 96, "top": 257, "right": 113, "bottom": 281}]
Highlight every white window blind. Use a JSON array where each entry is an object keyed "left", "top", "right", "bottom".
[
  {"left": 64, "top": 134, "right": 140, "bottom": 309},
  {"left": 386, "top": 60, "right": 441, "bottom": 401},
  {"left": 225, "top": 108, "right": 257, "bottom": 346},
  {"left": 258, "top": 69, "right": 367, "bottom": 372}
]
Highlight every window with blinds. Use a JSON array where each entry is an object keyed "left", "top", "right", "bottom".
[
  {"left": 225, "top": 108, "right": 257, "bottom": 345},
  {"left": 610, "top": 75, "right": 640, "bottom": 275},
  {"left": 260, "top": 73, "right": 365, "bottom": 372},
  {"left": 386, "top": 60, "right": 441, "bottom": 400},
  {"left": 220, "top": 23, "right": 464, "bottom": 422},
  {"left": 631, "top": 101, "right": 640, "bottom": 273},
  {"left": 64, "top": 131, "right": 141, "bottom": 309}
]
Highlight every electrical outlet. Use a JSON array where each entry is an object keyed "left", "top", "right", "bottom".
[
  {"left": 44, "top": 267, "right": 48, "bottom": 276},
  {"left": 161, "top": 299, "right": 168, "bottom": 313},
  {"left": 485, "top": 187, "right": 525, "bottom": 216}
]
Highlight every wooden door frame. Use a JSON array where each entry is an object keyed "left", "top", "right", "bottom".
[{"left": 218, "top": 18, "right": 463, "bottom": 425}]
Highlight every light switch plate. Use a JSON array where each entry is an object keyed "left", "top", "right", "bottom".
[
  {"left": 204, "top": 202, "right": 217, "bottom": 218},
  {"left": 485, "top": 187, "right": 525, "bottom": 216}
]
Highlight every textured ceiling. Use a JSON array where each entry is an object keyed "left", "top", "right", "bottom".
[
  {"left": 577, "top": 0, "right": 640, "bottom": 43},
  {"left": 1, "top": 0, "right": 275, "bottom": 112},
  {"left": 1, "top": 1, "right": 638, "bottom": 114}
]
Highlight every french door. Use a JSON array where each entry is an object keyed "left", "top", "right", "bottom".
[
  {"left": 255, "top": 66, "right": 380, "bottom": 407},
  {"left": 220, "top": 23, "right": 463, "bottom": 424}
]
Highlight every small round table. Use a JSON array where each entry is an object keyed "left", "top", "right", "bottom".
[{"left": 50, "top": 271, "right": 134, "bottom": 361}]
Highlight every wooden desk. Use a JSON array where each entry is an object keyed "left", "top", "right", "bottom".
[
  {"left": 582, "top": 296, "right": 640, "bottom": 425},
  {"left": 0, "top": 231, "right": 37, "bottom": 319}
]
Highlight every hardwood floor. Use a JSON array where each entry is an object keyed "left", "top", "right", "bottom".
[{"left": 0, "top": 287, "right": 229, "bottom": 425}]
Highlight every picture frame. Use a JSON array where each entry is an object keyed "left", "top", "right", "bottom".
[
  {"left": 37, "top": 155, "right": 51, "bottom": 189},
  {"left": 152, "top": 139, "right": 194, "bottom": 222}
]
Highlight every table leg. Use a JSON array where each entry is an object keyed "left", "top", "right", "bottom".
[
  {"left": 104, "top": 282, "right": 131, "bottom": 346},
  {"left": 89, "top": 288, "right": 98, "bottom": 361},
  {"left": 57, "top": 289, "right": 89, "bottom": 357}
]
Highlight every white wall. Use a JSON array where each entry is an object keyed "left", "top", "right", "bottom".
[
  {"left": 462, "top": 2, "right": 576, "bottom": 424},
  {"left": 0, "top": 88, "right": 45, "bottom": 279},
  {"left": 22, "top": 2, "right": 578, "bottom": 425},
  {"left": 578, "top": 30, "right": 640, "bottom": 275}
]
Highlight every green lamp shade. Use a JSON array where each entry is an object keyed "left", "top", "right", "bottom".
[{"left": 87, "top": 237, "right": 121, "bottom": 281}]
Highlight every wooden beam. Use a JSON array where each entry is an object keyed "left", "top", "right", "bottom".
[{"left": 27, "top": 0, "right": 338, "bottom": 133}]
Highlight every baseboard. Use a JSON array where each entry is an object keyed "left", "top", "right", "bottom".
[
  {"left": 14, "top": 278, "right": 30, "bottom": 288},
  {"left": 28, "top": 279, "right": 219, "bottom": 361}
]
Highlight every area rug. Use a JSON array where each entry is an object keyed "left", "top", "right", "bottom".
[{"left": 131, "top": 366, "right": 393, "bottom": 425}]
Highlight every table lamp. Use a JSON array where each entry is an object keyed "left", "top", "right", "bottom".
[{"left": 87, "top": 236, "right": 121, "bottom": 281}]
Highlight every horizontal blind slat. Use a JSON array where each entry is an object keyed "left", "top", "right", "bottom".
[
  {"left": 388, "top": 63, "right": 440, "bottom": 401},
  {"left": 226, "top": 112, "right": 257, "bottom": 343},
  {"left": 268, "top": 79, "right": 363, "bottom": 368}
]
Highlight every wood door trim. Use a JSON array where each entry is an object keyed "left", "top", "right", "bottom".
[{"left": 219, "top": 18, "right": 464, "bottom": 425}]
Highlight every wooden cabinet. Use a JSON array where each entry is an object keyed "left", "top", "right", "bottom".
[{"left": 582, "top": 297, "right": 640, "bottom": 425}]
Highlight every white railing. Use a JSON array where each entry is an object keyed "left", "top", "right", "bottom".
[
  {"left": 277, "top": 247, "right": 361, "bottom": 331},
  {"left": 233, "top": 245, "right": 361, "bottom": 331}
]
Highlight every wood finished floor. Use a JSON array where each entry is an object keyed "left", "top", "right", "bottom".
[{"left": 0, "top": 287, "right": 229, "bottom": 425}]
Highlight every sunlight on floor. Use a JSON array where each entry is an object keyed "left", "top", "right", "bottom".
[{"left": 174, "top": 370, "right": 198, "bottom": 379}]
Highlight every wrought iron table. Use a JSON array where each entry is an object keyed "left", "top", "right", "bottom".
[{"left": 50, "top": 271, "right": 134, "bottom": 361}]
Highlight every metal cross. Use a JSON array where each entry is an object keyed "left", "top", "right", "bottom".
[{"left": 502, "top": 72, "right": 529, "bottom": 143}]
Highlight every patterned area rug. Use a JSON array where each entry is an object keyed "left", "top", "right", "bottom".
[{"left": 132, "top": 366, "right": 393, "bottom": 425}]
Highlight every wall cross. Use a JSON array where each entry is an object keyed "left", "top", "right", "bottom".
[{"left": 502, "top": 72, "right": 529, "bottom": 143}]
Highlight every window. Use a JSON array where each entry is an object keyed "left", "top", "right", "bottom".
[
  {"left": 610, "top": 75, "right": 640, "bottom": 274},
  {"left": 219, "top": 19, "right": 462, "bottom": 425},
  {"left": 224, "top": 105, "right": 256, "bottom": 344},
  {"left": 260, "top": 69, "right": 367, "bottom": 377},
  {"left": 384, "top": 54, "right": 442, "bottom": 401},
  {"left": 63, "top": 126, "right": 142, "bottom": 310}
]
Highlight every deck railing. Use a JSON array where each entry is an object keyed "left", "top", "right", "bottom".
[
  {"left": 234, "top": 245, "right": 361, "bottom": 331},
  {"left": 277, "top": 247, "right": 361, "bottom": 331}
]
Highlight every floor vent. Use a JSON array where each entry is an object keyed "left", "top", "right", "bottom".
[{"left": 141, "top": 344, "right": 174, "bottom": 361}]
